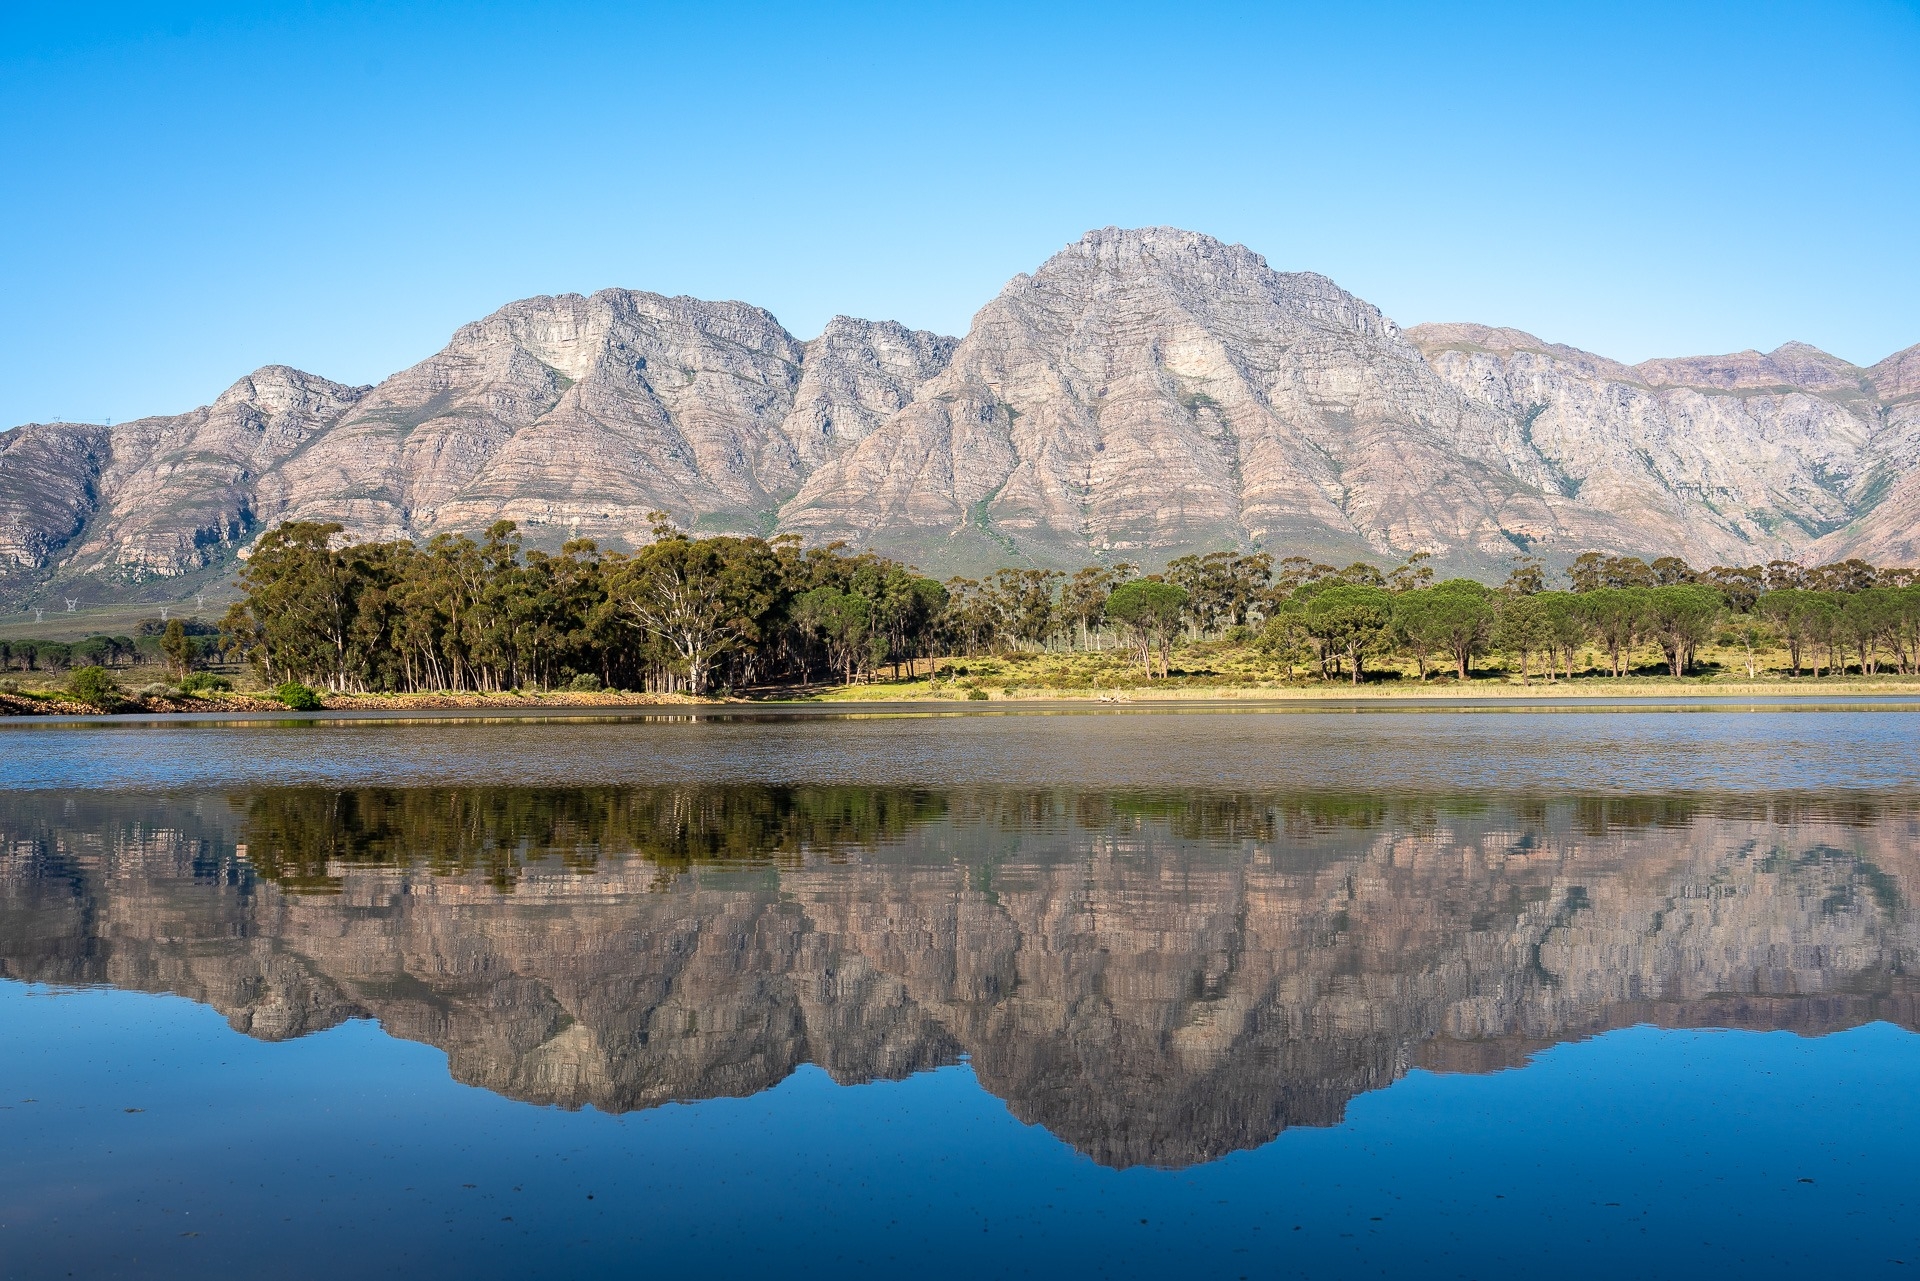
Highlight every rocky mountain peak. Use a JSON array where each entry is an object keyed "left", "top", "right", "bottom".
[
  {"left": 208, "top": 365, "right": 367, "bottom": 419},
  {"left": 786, "top": 317, "right": 957, "bottom": 468},
  {"left": 1870, "top": 341, "right": 1920, "bottom": 401},
  {"left": 1405, "top": 323, "right": 1642, "bottom": 384},
  {"left": 1633, "top": 341, "right": 1865, "bottom": 394},
  {"left": 1044, "top": 224, "right": 1271, "bottom": 275}
]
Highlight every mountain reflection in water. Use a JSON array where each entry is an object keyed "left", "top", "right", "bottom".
[{"left": 3, "top": 785, "right": 1916, "bottom": 1170}]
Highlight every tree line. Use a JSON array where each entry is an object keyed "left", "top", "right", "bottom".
[
  {"left": 207, "top": 519, "right": 1920, "bottom": 692},
  {"left": 1, "top": 618, "right": 222, "bottom": 677}
]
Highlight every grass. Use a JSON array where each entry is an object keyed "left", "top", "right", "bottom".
[
  {"left": 5, "top": 639, "right": 1918, "bottom": 718},
  {"left": 0, "top": 600, "right": 232, "bottom": 641},
  {"left": 797, "top": 638, "right": 1920, "bottom": 702}
]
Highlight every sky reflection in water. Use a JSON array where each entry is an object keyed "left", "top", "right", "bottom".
[{"left": 1, "top": 709, "right": 1918, "bottom": 1277}]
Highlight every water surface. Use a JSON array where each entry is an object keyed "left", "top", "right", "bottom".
[{"left": 2, "top": 709, "right": 1918, "bottom": 1277}]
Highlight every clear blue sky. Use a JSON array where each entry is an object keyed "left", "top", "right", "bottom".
[{"left": 3, "top": 1, "right": 1916, "bottom": 427}]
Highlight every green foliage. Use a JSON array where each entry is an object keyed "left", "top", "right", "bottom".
[
  {"left": 1106, "top": 579, "right": 1189, "bottom": 678},
  {"left": 212, "top": 517, "right": 1920, "bottom": 696},
  {"left": 1491, "top": 595, "right": 1556, "bottom": 682},
  {"left": 179, "top": 672, "right": 233, "bottom": 694},
  {"left": 66, "top": 665, "right": 120, "bottom": 707},
  {"left": 567, "top": 672, "right": 603, "bottom": 692},
  {"left": 1393, "top": 580, "right": 1495, "bottom": 680},
  {"left": 1642, "top": 585, "right": 1724, "bottom": 676},
  {"left": 274, "top": 681, "right": 324, "bottom": 711},
  {"left": 237, "top": 785, "right": 948, "bottom": 892},
  {"left": 159, "top": 618, "right": 197, "bottom": 677},
  {"left": 1300, "top": 584, "right": 1395, "bottom": 684}
]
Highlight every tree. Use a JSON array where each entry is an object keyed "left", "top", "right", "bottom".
[
  {"left": 1535, "top": 591, "right": 1590, "bottom": 680},
  {"left": 793, "top": 586, "right": 874, "bottom": 683},
  {"left": 1809, "top": 558, "right": 1880, "bottom": 592},
  {"left": 1649, "top": 556, "right": 1696, "bottom": 586},
  {"left": 1719, "top": 617, "right": 1776, "bottom": 679},
  {"left": 1255, "top": 609, "right": 1313, "bottom": 678},
  {"left": 224, "top": 521, "right": 360, "bottom": 688},
  {"left": 1701, "top": 565, "right": 1764, "bottom": 613},
  {"left": 67, "top": 666, "right": 119, "bottom": 707},
  {"left": 1386, "top": 552, "right": 1435, "bottom": 593},
  {"left": 1166, "top": 551, "right": 1273, "bottom": 635},
  {"left": 1105, "top": 580, "right": 1188, "bottom": 678},
  {"left": 159, "top": 619, "right": 196, "bottom": 678},
  {"left": 1391, "top": 594, "right": 1441, "bottom": 680},
  {"left": 1061, "top": 566, "right": 1128, "bottom": 650},
  {"left": 1395, "top": 580, "right": 1495, "bottom": 681},
  {"left": 1492, "top": 595, "right": 1555, "bottom": 683},
  {"left": 940, "top": 577, "right": 1001, "bottom": 656},
  {"left": 1759, "top": 589, "right": 1812, "bottom": 675},
  {"left": 1302, "top": 585, "right": 1395, "bottom": 685},
  {"left": 1842, "top": 588, "right": 1900, "bottom": 676},
  {"left": 603, "top": 526, "right": 780, "bottom": 695},
  {"left": 1643, "top": 585, "right": 1722, "bottom": 677},
  {"left": 1582, "top": 588, "right": 1647, "bottom": 677},
  {"left": 1502, "top": 555, "right": 1547, "bottom": 596},
  {"left": 1794, "top": 592, "right": 1843, "bottom": 677},
  {"left": 986, "top": 568, "right": 1062, "bottom": 649},
  {"left": 1568, "top": 554, "right": 1655, "bottom": 591}
]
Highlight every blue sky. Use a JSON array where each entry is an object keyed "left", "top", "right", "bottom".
[{"left": 2, "top": 0, "right": 1916, "bottom": 427}]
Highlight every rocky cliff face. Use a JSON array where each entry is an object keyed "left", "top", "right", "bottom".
[
  {"left": 1803, "top": 341, "right": 1920, "bottom": 565},
  {"left": 0, "top": 367, "right": 364, "bottom": 591},
  {"left": 3, "top": 228, "right": 1913, "bottom": 603},
  {"left": 263, "top": 290, "right": 817, "bottom": 549},
  {"left": 783, "top": 227, "right": 1657, "bottom": 573},
  {"left": 4, "top": 789, "right": 1915, "bottom": 1169},
  {"left": 1408, "top": 325, "right": 1903, "bottom": 565}
]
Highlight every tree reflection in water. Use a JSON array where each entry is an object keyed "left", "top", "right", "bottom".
[{"left": 2, "top": 785, "right": 1915, "bottom": 1169}]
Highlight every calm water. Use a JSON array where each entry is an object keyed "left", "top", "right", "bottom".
[{"left": 3, "top": 707, "right": 1919, "bottom": 1277}]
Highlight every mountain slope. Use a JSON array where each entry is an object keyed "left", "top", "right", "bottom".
[
  {"left": 2, "top": 228, "right": 1915, "bottom": 607},
  {"left": 782, "top": 227, "right": 1648, "bottom": 573},
  {"left": 1407, "top": 326, "right": 1888, "bottom": 562},
  {"left": 0, "top": 367, "right": 364, "bottom": 596}
]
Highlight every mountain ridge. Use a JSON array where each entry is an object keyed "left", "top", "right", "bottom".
[{"left": 4, "top": 226, "right": 1916, "bottom": 606}]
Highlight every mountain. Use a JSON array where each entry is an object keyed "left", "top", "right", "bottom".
[{"left": 3, "top": 227, "right": 1915, "bottom": 605}]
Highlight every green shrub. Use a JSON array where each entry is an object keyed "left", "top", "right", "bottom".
[
  {"left": 273, "top": 682, "right": 323, "bottom": 711},
  {"left": 567, "top": 672, "right": 603, "bottom": 692},
  {"left": 67, "top": 666, "right": 120, "bottom": 707},
  {"left": 966, "top": 687, "right": 990, "bottom": 700},
  {"left": 180, "top": 672, "right": 233, "bottom": 694}
]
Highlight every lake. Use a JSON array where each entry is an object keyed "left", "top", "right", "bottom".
[{"left": 3, "top": 704, "right": 1919, "bottom": 1277}]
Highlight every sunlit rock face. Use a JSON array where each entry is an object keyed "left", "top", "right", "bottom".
[
  {"left": 0, "top": 297, "right": 952, "bottom": 599},
  {"left": 783, "top": 228, "right": 1663, "bottom": 575},
  {"left": 0, "top": 368, "right": 364, "bottom": 586},
  {"left": 4, "top": 787, "right": 1916, "bottom": 1169},
  {"left": 1407, "top": 325, "right": 1906, "bottom": 566},
  {"left": 4, "top": 229, "right": 1915, "bottom": 601}
]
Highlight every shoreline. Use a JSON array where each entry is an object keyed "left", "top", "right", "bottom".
[{"left": 4, "top": 680, "right": 1920, "bottom": 726}]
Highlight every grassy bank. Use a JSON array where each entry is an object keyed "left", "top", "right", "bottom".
[
  {"left": 7, "top": 636, "right": 1916, "bottom": 718},
  {"left": 792, "top": 641, "right": 1920, "bottom": 702}
]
